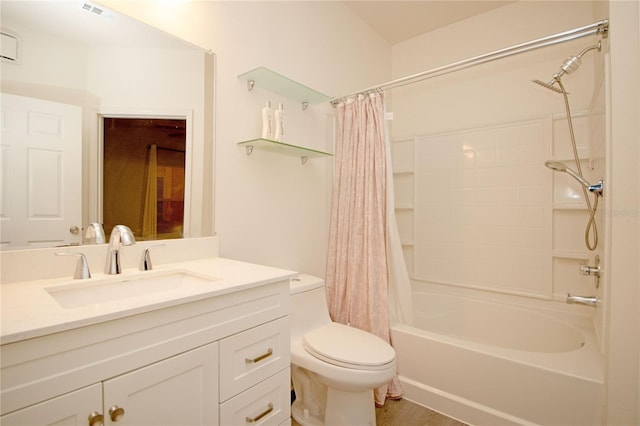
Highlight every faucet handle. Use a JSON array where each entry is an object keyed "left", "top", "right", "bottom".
[
  {"left": 139, "top": 244, "right": 166, "bottom": 271},
  {"left": 56, "top": 252, "right": 91, "bottom": 279}
]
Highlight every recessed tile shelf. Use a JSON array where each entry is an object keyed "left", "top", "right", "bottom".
[
  {"left": 238, "top": 138, "right": 333, "bottom": 164},
  {"left": 238, "top": 66, "right": 332, "bottom": 110}
]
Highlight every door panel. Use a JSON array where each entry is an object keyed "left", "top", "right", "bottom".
[{"left": 0, "top": 93, "right": 82, "bottom": 249}]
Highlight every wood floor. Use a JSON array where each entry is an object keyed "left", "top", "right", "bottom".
[
  {"left": 375, "top": 398, "right": 467, "bottom": 426},
  {"left": 291, "top": 398, "right": 467, "bottom": 426}
]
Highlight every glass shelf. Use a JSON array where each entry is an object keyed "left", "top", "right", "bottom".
[
  {"left": 238, "top": 138, "right": 333, "bottom": 164},
  {"left": 238, "top": 67, "right": 332, "bottom": 106}
]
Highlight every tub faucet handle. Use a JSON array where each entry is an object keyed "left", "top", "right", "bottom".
[{"left": 580, "top": 255, "right": 601, "bottom": 288}]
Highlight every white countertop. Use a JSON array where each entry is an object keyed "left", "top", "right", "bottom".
[{"left": 1, "top": 257, "right": 296, "bottom": 345}]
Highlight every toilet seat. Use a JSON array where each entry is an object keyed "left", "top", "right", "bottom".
[{"left": 302, "top": 322, "right": 395, "bottom": 371}]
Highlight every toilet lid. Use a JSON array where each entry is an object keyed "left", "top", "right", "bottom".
[{"left": 303, "top": 323, "right": 395, "bottom": 371}]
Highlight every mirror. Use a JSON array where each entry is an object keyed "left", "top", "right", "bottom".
[{"left": 0, "top": 1, "right": 214, "bottom": 249}]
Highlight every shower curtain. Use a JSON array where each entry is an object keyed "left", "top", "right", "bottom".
[
  {"left": 325, "top": 92, "right": 404, "bottom": 406},
  {"left": 142, "top": 144, "right": 158, "bottom": 239}
]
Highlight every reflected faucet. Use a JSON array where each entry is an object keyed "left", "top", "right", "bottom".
[
  {"left": 105, "top": 225, "right": 136, "bottom": 274},
  {"left": 85, "top": 222, "right": 106, "bottom": 244},
  {"left": 566, "top": 293, "right": 598, "bottom": 307}
]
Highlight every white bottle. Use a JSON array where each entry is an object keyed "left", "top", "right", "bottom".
[
  {"left": 261, "top": 100, "right": 274, "bottom": 139},
  {"left": 274, "top": 103, "right": 285, "bottom": 141}
]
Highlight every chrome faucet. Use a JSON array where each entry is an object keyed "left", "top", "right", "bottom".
[
  {"left": 105, "top": 225, "right": 136, "bottom": 274},
  {"left": 85, "top": 222, "right": 106, "bottom": 244},
  {"left": 566, "top": 293, "right": 598, "bottom": 307}
]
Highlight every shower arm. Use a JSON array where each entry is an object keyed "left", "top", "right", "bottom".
[{"left": 554, "top": 41, "right": 602, "bottom": 81}]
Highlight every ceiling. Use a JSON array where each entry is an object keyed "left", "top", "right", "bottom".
[
  {"left": 344, "top": 1, "right": 514, "bottom": 45},
  {"left": 3, "top": 1, "right": 514, "bottom": 48},
  {"left": 1, "top": 1, "right": 196, "bottom": 49}
]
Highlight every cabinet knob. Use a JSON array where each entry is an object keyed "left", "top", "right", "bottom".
[
  {"left": 108, "top": 406, "right": 125, "bottom": 422},
  {"left": 88, "top": 411, "right": 104, "bottom": 426}
]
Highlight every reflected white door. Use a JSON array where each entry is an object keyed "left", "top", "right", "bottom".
[{"left": 0, "top": 93, "right": 82, "bottom": 249}]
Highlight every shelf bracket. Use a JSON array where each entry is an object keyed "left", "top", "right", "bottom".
[
  {"left": 247, "top": 80, "right": 255, "bottom": 91},
  {"left": 301, "top": 156, "right": 308, "bottom": 165},
  {"left": 301, "top": 101, "right": 309, "bottom": 111},
  {"left": 245, "top": 145, "right": 254, "bottom": 155}
]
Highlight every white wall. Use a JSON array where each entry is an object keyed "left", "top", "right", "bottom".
[
  {"left": 390, "top": 1, "right": 597, "bottom": 137},
  {"left": 101, "top": 1, "right": 391, "bottom": 277},
  {"left": 604, "top": 1, "right": 640, "bottom": 423}
]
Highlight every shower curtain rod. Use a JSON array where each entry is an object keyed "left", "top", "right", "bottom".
[{"left": 330, "top": 19, "right": 608, "bottom": 105}]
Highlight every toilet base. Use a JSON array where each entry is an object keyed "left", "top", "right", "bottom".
[
  {"left": 325, "top": 387, "right": 376, "bottom": 426},
  {"left": 291, "top": 383, "right": 376, "bottom": 426}
]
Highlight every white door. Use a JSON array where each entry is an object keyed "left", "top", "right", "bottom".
[
  {"left": 0, "top": 93, "right": 82, "bottom": 249},
  {"left": 102, "top": 342, "right": 219, "bottom": 425}
]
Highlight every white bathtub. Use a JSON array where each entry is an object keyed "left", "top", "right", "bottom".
[{"left": 390, "top": 289, "right": 604, "bottom": 425}]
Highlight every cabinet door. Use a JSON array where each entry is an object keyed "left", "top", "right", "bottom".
[
  {"left": 0, "top": 384, "right": 102, "bottom": 426},
  {"left": 103, "top": 342, "right": 219, "bottom": 426}
]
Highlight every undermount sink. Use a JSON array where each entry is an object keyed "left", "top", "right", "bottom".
[{"left": 45, "top": 270, "right": 217, "bottom": 309}]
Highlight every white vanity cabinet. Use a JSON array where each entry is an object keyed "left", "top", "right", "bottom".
[
  {"left": 1, "top": 278, "right": 291, "bottom": 426},
  {"left": 2, "top": 343, "right": 218, "bottom": 425}
]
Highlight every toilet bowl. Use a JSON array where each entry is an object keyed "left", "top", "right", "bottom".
[{"left": 289, "top": 275, "right": 397, "bottom": 426}]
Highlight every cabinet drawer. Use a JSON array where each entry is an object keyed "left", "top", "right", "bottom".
[
  {"left": 219, "top": 368, "right": 290, "bottom": 426},
  {"left": 219, "top": 317, "right": 289, "bottom": 401}
]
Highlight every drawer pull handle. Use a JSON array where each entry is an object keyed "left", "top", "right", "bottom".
[
  {"left": 245, "top": 348, "right": 273, "bottom": 364},
  {"left": 245, "top": 403, "right": 273, "bottom": 423}
]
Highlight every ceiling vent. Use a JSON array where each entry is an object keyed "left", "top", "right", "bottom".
[
  {"left": 80, "top": 1, "right": 115, "bottom": 21},
  {"left": 1, "top": 30, "right": 20, "bottom": 64}
]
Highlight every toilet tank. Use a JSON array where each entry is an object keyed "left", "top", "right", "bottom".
[{"left": 290, "top": 274, "right": 332, "bottom": 340}]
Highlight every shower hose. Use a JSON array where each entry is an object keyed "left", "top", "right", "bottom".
[{"left": 556, "top": 78, "right": 599, "bottom": 251}]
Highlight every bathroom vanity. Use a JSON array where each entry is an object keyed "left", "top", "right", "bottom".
[{"left": 0, "top": 252, "right": 295, "bottom": 426}]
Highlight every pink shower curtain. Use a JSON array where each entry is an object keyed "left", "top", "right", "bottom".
[{"left": 325, "top": 92, "right": 402, "bottom": 406}]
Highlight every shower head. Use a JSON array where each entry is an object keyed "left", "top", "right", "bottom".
[
  {"left": 532, "top": 41, "right": 602, "bottom": 93},
  {"left": 532, "top": 78, "right": 565, "bottom": 94},
  {"left": 544, "top": 160, "right": 603, "bottom": 196},
  {"left": 544, "top": 160, "right": 568, "bottom": 172}
]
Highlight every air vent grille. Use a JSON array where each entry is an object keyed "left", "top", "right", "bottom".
[
  {"left": 80, "top": 1, "right": 114, "bottom": 20},
  {"left": 1, "top": 31, "right": 20, "bottom": 63}
]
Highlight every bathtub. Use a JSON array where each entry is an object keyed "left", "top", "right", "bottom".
[{"left": 390, "top": 288, "right": 604, "bottom": 425}]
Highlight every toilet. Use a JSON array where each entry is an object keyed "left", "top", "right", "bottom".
[{"left": 289, "top": 274, "right": 397, "bottom": 426}]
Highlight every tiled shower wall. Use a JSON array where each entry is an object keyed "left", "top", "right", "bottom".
[{"left": 392, "top": 112, "right": 599, "bottom": 302}]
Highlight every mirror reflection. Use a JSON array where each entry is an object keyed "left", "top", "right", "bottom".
[{"left": 0, "top": 0, "right": 214, "bottom": 250}]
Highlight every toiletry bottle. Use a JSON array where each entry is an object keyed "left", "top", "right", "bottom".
[
  {"left": 262, "top": 100, "right": 273, "bottom": 139},
  {"left": 274, "top": 103, "right": 285, "bottom": 141}
]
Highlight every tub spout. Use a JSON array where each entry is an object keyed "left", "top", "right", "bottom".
[{"left": 566, "top": 293, "right": 598, "bottom": 307}]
